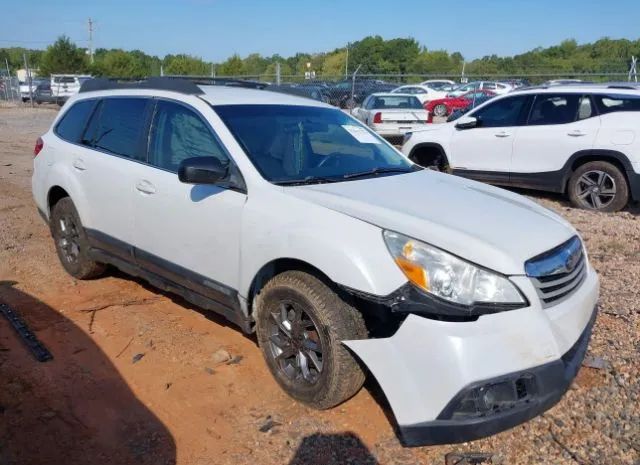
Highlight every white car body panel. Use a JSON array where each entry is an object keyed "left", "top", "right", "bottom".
[
  {"left": 344, "top": 268, "right": 598, "bottom": 427},
  {"left": 286, "top": 170, "right": 575, "bottom": 275},
  {"left": 391, "top": 85, "right": 448, "bottom": 103}
]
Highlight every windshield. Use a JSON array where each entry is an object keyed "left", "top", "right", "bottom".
[{"left": 214, "top": 105, "right": 415, "bottom": 185}]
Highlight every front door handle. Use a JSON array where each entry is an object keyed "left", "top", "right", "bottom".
[
  {"left": 494, "top": 131, "right": 511, "bottom": 138},
  {"left": 135, "top": 180, "right": 156, "bottom": 195},
  {"left": 72, "top": 159, "right": 86, "bottom": 171},
  {"left": 568, "top": 130, "right": 587, "bottom": 137}
]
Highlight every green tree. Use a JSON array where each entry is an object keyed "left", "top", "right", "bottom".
[
  {"left": 39, "top": 36, "right": 87, "bottom": 76},
  {"left": 322, "top": 50, "right": 347, "bottom": 77},
  {"left": 163, "top": 54, "right": 208, "bottom": 75},
  {"left": 217, "top": 54, "right": 243, "bottom": 76}
]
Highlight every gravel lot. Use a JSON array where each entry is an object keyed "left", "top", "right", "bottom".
[{"left": 0, "top": 104, "right": 638, "bottom": 465}]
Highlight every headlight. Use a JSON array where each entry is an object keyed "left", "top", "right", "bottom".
[{"left": 383, "top": 231, "right": 525, "bottom": 307}]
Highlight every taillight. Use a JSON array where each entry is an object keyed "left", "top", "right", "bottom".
[
  {"left": 373, "top": 112, "right": 382, "bottom": 124},
  {"left": 34, "top": 137, "right": 44, "bottom": 157}
]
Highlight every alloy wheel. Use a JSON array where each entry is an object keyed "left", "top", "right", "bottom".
[
  {"left": 433, "top": 104, "right": 447, "bottom": 117},
  {"left": 576, "top": 170, "right": 617, "bottom": 210},
  {"left": 57, "top": 215, "right": 81, "bottom": 264},
  {"left": 268, "top": 301, "right": 324, "bottom": 384}
]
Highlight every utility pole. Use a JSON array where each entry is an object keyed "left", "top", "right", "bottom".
[
  {"left": 88, "top": 17, "right": 94, "bottom": 64},
  {"left": 629, "top": 56, "right": 638, "bottom": 83},
  {"left": 5, "top": 58, "right": 12, "bottom": 101},
  {"left": 22, "top": 53, "right": 34, "bottom": 107},
  {"left": 345, "top": 43, "right": 349, "bottom": 79}
]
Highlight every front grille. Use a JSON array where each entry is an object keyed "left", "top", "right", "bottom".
[
  {"left": 526, "top": 236, "right": 587, "bottom": 308},
  {"left": 383, "top": 135, "right": 405, "bottom": 146}
]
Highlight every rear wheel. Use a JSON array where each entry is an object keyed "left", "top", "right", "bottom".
[
  {"left": 433, "top": 103, "right": 448, "bottom": 117},
  {"left": 50, "top": 197, "right": 106, "bottom": 279},
  {"left": 568, "top": 161, "right": 629, "bottom": 212},
  {"left": 255, "top": 271, "right": 367, "bottom": 409}
]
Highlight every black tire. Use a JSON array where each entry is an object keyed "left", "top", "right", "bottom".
[
  {"left": 255, "top": 271, "right": 367, "bottom": 409},
  {"left": 568, "top": 161, "right": 629, "bottom": 212},
  {"left": 50, "top": 197, "right": 106, "bottom": 279}
]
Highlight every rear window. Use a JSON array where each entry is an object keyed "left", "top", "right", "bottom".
[
  {"left": 55, "top": 100, "right": 96, "bottom": 143},
  {"left": 82, "top": 98, "right": 149, "bottom": 161},
  {"left": 54, "top": 76, "right": 76, "bottom": 84},
  {"left": 369, "top": 96, "right": 423, "bottom": 109},
  {"left": 593, "top": 94, "right": 640, "bottom": 114}
]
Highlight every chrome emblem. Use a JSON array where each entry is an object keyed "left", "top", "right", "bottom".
[{"left": 525, "top": 236, "right": 583, "bottom": 277}]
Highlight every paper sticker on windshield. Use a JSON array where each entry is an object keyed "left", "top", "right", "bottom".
[{"left": 341, "top": 125, "right": 381, "bottom": 144}]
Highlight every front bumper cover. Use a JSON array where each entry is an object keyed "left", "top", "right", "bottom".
[
  {"left": 343, "top": 268, "right": 599, "bottom": 446},
  {"left": 400, "top": 305, "right": 596, "bottom": 446}
]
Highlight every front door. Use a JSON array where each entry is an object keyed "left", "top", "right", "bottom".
[
  {"left": 132, "top": 99, "right": 246, "bottom": 309},
  {"left": 449, "top": 94, "right": 531, "bottom": 183},
  {"left": 512, "top": 94, "right": 600, "bottom": 177}
]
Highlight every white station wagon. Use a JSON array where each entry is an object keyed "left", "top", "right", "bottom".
[{"left": 32, "top": 78, "right": 598, "bottom": 446}]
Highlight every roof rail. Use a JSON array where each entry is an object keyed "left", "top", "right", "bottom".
[
  {"left": 79, "top": 77, "right": 205, "bottom": 94},
  {"left": 79, "top": 76, "right": 271, "bottom": 95},
  {"left": 607, "top": 83, "right": 640, "bottom": 90}
]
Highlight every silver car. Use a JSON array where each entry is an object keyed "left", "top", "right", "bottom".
[{"left": 352, "top": 93, "right": 429, "bottom": 145}]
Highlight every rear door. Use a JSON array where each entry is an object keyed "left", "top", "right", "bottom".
[
  {"left": 512, "top": 93, "right": 600, "bottom": 180},
  {"left": 449, "top": 94, "right": 530, "bottom": 180},
  {"left": 74, "top": 96, "right": 152, "bottom": 258}
]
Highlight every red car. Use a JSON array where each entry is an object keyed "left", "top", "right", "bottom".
[{"left": 426, "top": 90, "right": 496, "bottom": 122}]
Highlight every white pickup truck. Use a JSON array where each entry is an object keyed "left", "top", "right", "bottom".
[{"left": 50, "top": 75, "right": 92, "bottom": 101}]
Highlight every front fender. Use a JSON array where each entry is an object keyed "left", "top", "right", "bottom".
[{"left": 239, "top": 190, "right": 407, "bottom": 299}]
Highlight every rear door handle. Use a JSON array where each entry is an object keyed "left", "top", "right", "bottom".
[
  {"left": 72, "top": 159, "right": 86, "bottom": 171},
  {"left": 135, "top": 180, "right": 156, "bottom": 195},
  {"left": 568, "top": 130, "right": 587, "bottom": 137},
  {"left": 494, "top": 131, "right": 511, "bottom": 138}
]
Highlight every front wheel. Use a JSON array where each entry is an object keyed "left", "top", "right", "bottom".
[
  {"left": 255, "top": 271, "right": 367, "bottom": 409},
  {"left": 568, "top": 161, "right": 629, "bottom": 212}
]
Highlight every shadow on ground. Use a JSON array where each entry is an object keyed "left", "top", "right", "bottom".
[
  {"left": 288, "top": 432, "right": 378, "bottom": 465},
  {"left": 0, "top": 281, "right": 176, "bottom": 465}
]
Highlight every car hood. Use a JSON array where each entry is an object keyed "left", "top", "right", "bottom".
[{"left": 286, "top": 170, "right": 576, "bottom": 275}]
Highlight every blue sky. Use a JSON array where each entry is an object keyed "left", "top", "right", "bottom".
[{"left": 1, "top": 0, "right": 639, "bottom": 61}]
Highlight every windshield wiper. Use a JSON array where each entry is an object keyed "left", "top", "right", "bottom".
[
  {"left": 342, "top": 167, "right": 415, "bottom": 180},
  {"left": 273, "top": 176, "right": 344, "bottom": 186}
]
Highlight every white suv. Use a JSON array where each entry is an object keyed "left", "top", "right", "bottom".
[
  {"left": 32, "top": 78, "right": 599, "bottom": 446},
  {"left": 402, "top": 84, "right": 640, "bottom": 212}
]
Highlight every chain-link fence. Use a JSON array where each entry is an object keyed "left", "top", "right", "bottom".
[
  {"left": 0, "top": 75, "right": 20, "bottom": 102},
  {"left": 163, "top": 71, "right": 632, "bottom": 113}
]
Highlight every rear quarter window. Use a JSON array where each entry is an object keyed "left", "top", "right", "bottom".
[
  {"left": 594, "top": 94, "right": 640, "bottom": 114},
  {"left": 54, "top": 100, "right": 96, "bottom": 143}
]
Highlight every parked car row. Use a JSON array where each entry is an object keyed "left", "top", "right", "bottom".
[{"left": 18, "top": 74, "right": 91, "bottom": 105}]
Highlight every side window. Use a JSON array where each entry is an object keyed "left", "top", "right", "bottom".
[
  {"left": 83, "top": 97, "right": 149, "bottom": 161},
  {"left": 55, "top": 100, "right": 96, "bottom": 143},
  {"left": 483, "top": 82, "right": 497, "bottom": 90},
  {"left": 593, "top": 94, "right": 640, "bottom": 114},
  {"left": 148, "top": 100, "right": 229, "bottom": 172},
  {"left": 527, "top": 94, "right": 581, "bottom": 126},
  {"left": 363, "top": 96, "right": 372, "bottom": 109},
  {"left": 472, "top": 95, "right": 529, "bottom": 128}
]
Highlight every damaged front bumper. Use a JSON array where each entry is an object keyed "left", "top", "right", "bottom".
[{"left": 343, "top": 267, "right": 599, "bottom": 446}]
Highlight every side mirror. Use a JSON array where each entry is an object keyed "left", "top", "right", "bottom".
[
  {"left": 455, "top": 115, "right": 478, "bottom": 130},
  {"left": 178, "top": 157, "right": 228, "bottom": 184}
]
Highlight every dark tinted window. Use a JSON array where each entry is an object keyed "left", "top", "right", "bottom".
[
  {"left": 83, "top": 98, "right": 148, "bottom": 161},
  {"left": 149, "top": 100, "right": 228, "bottom": 172},
  {"left": 55, "top": 100, "right": 96, "bottom": 143},
  {"left": 593, "top": 94, "right": 640, "bottom": 114},
  {"left": 370, "top": 96, "right": 423, "bottom": 109},
  {"left": 472, "top": 95, "right": 529, "bottom": 127},
  {"left": 528, "top": 94, "right": 583, "bottom": 125}
]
